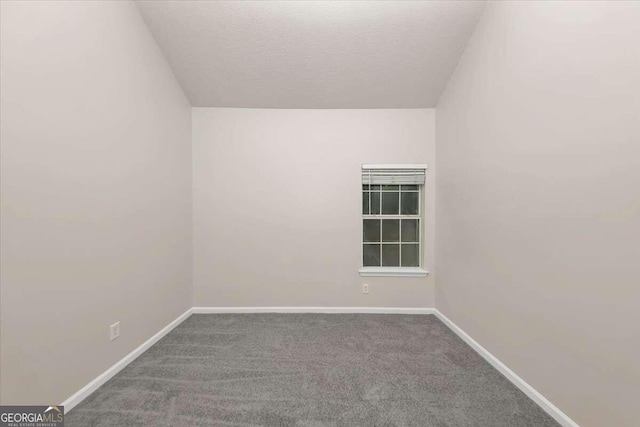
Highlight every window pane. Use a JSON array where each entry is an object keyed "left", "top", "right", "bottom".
[
  {"left": 401, "top": 192, "right": 419, "bottom": 215},
  {"left": 363, "top": 219, "right": 380, "bottom": 242},
  {"left": 370, "top": 191, "right": 381, "bottom": 214},
  {"left": 382, "top": 244, "right": 400, "bottom": 266},
  {"left": 401, "top": 185, "right": 419, "bottom": 191},
  {"left": 401, "top": 219, "right": 419, "bottom": 242},
  {"left": 401, "top": 244, "right": 420, "bottom": 267},
  {"left": 362, "top": 192, "right": 370, "bottom": 214},
  {"left": 363, "top": 244, "right": 381, "bottom": 267},
  {"left": 381, "top": 219, "right": 400, "bottom": 242},
  {"left": 382, "top": 185, "right": 399, "bottom": 191},
  {"left": 382, "top": 192, "right": 399, "bottom": 215}
]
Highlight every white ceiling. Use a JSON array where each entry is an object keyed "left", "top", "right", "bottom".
[{"left": 135, "top": 1, "right": 485, "bottom": 108}]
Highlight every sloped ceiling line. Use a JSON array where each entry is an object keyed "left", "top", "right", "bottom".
[{"left": 135, "top": 0, "right": 485, "bottom": 108}]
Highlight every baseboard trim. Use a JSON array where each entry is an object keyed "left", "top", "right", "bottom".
[
  {"left": 61, "top": 306, "right": 578, "bottom": 427},
  {"left": 434, "top": 310, "right": 579, "bottom": 427},
  {"left": 191, "top": 306, "right": 435, "bottom": 314},
  {"left": 61, "top": 308, "right": 193, "bottom": 412}
]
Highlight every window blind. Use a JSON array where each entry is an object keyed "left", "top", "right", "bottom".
[{"left": 361, "top": 164, "right": 426, "bottom": 185}]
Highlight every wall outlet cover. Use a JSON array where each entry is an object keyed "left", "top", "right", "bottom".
[{"left": 110, "top": 321, "right": 120, "bottom": 341}]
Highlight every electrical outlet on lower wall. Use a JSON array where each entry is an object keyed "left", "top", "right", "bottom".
[
  {"left": 362, "top": 284, "right": 369, "bottom": 294},
  {"left": 110, "top": 321, "right": 120, "bottom": 341}
]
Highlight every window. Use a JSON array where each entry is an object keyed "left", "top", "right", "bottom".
[{"left": 360, "top": 165, "right": 428, "bottom": 277}]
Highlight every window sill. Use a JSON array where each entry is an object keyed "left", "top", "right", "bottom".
[{"left": 359, "top": 267, "right": 429, "bottom": 278}]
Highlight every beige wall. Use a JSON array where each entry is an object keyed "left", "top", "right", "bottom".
[
  {"left": 0, "top": 1, "right": 192, "bottom": 405},
  {"left": 193, "top": 108, "right": 435, "bottom": 308},
  {"left": 436, "top": 2, "right": 640, "bottom": 426}
]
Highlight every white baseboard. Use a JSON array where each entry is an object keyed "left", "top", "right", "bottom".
[
  {"left": 61, "top": 306, "right": 578, "bottom": 427},
  {"left": 434, "top": 310, "right": 579, "bottom": 427},
  {"left": 61, "top": 308, "right": 193, "bottom": 412},
  {"left": 191, "top": 306, "right": 435, "bottom": 314}
]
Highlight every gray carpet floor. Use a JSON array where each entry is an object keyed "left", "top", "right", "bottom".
[{"left": 66, "top": 314, "right": 560, "bottom": 426}]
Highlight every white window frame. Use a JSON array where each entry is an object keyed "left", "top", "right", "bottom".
[{"left": 359, "top": 164, "right": 429, "bottom": 278}]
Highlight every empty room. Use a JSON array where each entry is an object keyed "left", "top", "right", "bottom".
[{"left": 1, "top": 1, "right": 638, "bottom": 426}]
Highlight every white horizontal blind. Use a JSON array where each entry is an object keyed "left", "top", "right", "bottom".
[{"left": 361, "top": 165, "right": 426, "bottom": 185}]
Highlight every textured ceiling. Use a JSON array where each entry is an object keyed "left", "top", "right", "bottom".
[{"left": 135, "top": 1, "right": 485, "bottom": 108}]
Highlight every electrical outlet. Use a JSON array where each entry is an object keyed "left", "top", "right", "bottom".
[
  {"left": 363, "top": 284, "right": 369, "bottom": 294},
  {"left": 110, "top": 321, "right": 120, "bottom": 341}
]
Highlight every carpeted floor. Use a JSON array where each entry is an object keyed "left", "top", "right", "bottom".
[{"left": 66, "top": 314, "right": 559, "bottom": 426}]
